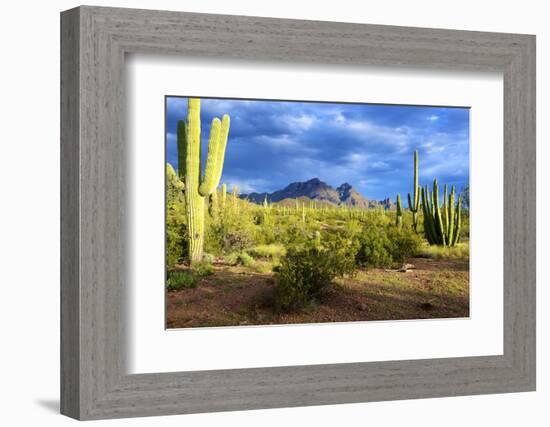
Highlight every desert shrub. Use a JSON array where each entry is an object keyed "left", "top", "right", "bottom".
[
  {"left": 166, "top": 203, "right": 188, "bottom": 268},
  {"left": 166, "top": 164, "right": 185, "bottom": 205},
  {"left": 202, "top": 252, "right": 215, "bottom": 264},
  {"left": 274, "top": 237, "right": 357, "bottom": 312},
  {"left": 355, "top": 225, "right": 393, "bottom": 268},
  {"left": 237, "top": 252, "right": 255, "bottom": 266},
  {"left": 166, "top": 228, "right": 184, "bottom": 267},
  {"left": 224, "top": 252, "right": 239, "bottom": 266},
  {"left": 166, "top": 270, "right": 197, "bottom": 291},
  {"left": 386, "top": 226, "right": 422, "bottom": 263},
  {"left": 251, "top": 260, "right": 275, "bottom": 274},
  {"left": 247, "top": 244, "right": 286, "bottom": 260},
  {"left": 224, "top": 251, "right": 255, "bottom": 267},
  {"left": 276, "top": 220, "right": 319, "bottom": 247},
  {"left": 355, "top": 222, "right": 421, "bottom": 268},
  {"left": 223, "top": 228, "right": 254, "bottom": 252},
  {"left": 191, "top": 261, "right": 215, "bottom": 277},
  {"left": 204, "top": 221, "right": 224, "bottom": 255}
]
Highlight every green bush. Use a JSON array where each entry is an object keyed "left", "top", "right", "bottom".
[
  {"left": 355, "top": 225, "right": 393, "bottom": 268},
  {"left": 386, "top": 226, "right": 422, "bottom": 264},
  {"left": 223, "top": 228, "right": 254, "bottom": 252},
  {"left": 224, "top": 251, "right": 255, "bottom": 267},
  {"left": 166, "top": 203, "right": 188, "bottom": 268},
  {"left": 191, "top": 261, "right": 215, "bottom": 277},
  {"left": 355, "top": 223, "right": 421, "bottom": 268},
  {"left": 274, "top": 237, "right": 357, "bottom": 312},
  {"left": 247, "top": 244, "right": 286, "bottom": 260},
  {"left": 202, "top": 252, "right": 215, "bottom": 264},
  {"left": 166, "top": 270, "right": 197, "bottom": 291}
]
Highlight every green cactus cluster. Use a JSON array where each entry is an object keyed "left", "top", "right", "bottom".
[
  {"left": 177, "top": 98, "right": 230, "bottom": 264},
  {"left": 407, "top": 150, "right": 420, "bottom": 232},
  {"left": 421, "top": 179, "right": 462, "bottom": 246}
]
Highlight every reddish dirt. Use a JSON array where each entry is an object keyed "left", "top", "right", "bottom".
[{"left": 166, "top": 257, "right": 469, "bottom": 329}]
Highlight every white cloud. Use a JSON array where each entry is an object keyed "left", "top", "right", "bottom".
[
  {"left": 221, "top": 176, "right": 271, "bottom": 194},
  {"left": 257, "top": 134, "right": 298, "bottom": 148},
  {"left": 427, "top": 115, "right": 439, "bottom": 121},
  {"left": 360, "top": 178, "right": 382, "bottom": 186},
  {"left": 370, "top": 161, "right": 390, "bottom": 170},
  {"left": 346, "top": 152, "right": 369, "bottom": 164},
  {"left": 280, "top": 114, "right": 316, "bottom": 131},
  {"left": 333, "top": 112, "right": 346, "bottom": 123},
  {"left": 333, "top": 118, "right": 410, "bottom": 153},
  {"left": 421, "top": 141, "right": 445, "bottom": 154}
]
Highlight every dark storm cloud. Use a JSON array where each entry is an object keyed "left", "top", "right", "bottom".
[{"left": 166, "top": 96, "right": 469, "bottom": 200}]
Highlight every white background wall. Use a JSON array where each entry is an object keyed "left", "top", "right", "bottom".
[{"left": 0, "top": 0, "right": 547, "bottom": 425}]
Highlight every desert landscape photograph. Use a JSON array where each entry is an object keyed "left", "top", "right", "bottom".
[{"left": 165, "top": 96, "right": 470, "bottom": 328}]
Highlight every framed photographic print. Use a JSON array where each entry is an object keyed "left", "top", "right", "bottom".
[{"left": 61, "top": 6, "right": 536, "bottom": 420}]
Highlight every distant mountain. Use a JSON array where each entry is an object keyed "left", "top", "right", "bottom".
[{"left": 241, "top": 178, "right": 395, "bottom": 210}]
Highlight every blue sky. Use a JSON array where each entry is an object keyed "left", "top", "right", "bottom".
[{"left": 166, "top": 96, "right": 469, "bottom": 201}]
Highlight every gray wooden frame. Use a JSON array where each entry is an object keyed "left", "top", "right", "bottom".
[{"left": 60, "top": 5, "right": 536, "bottom": 420}]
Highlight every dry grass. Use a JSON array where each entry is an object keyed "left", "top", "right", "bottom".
[{"left": 417, "top": 242, "right": 469, "bottom": 260}]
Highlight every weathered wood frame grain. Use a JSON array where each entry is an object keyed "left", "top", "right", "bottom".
[{"left": 60, "top": 5, "right": 536, "bottom": 420}]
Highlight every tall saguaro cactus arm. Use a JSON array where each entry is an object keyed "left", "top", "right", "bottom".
[
  {"left": 176, "top": 120, "right": 187, "bottom": 180},
  {"left": 407, "top": 150, "right": 420, "bottom": 232},
  {"left": 186, "top": 98, "right": 202, "bottom": 187},
  {"left": 214, "top": 115, "right": 230, "bottom": 186},
  {"left": 198, "top": 118, "right": 222, "bottom": 196}
]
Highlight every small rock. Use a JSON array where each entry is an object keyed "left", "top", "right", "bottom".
[
  {"left": 357, "top": 302, "right": 368, "bottom": 311},
  {"left": 419, "top": 302, "right": 434, "bottom": 311},
  {"left": 397, "top": 263, "right": 415, "bottom": 272}
]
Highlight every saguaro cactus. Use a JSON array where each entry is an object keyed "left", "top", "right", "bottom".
[
  {"left": 407, "top": 150, "right": 420, "bottom": 232},
  {"left": 396, "top": 194, "right": 403, "bottom": 227},
  {"left": 179, "top": 98, "right": 230, "bottom": 264},
  {"left": 231, "top": 184, "right": 239, "bottom": 213},
  {"left": 421, "top": 179, "right": 462, "bottom": 246},
  {"left": 176, "top": 120, "right": 187, "bottom": 180}
]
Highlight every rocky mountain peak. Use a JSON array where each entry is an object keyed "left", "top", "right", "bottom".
[{"left": 242, "top": 178, "right": 394, "bottom": 210}]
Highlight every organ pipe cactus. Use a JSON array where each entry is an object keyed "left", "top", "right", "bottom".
[
  {"left": 179, "top": 98, "right": 230, "bottom": 264},
  {"left": 407, "top": 150, "right": 420, "bottom": 232},
  {"left": 396, "top": 194, "right": 403, "bottom": 227},
  {"left": 421, "top": 179, "right": 462, "bottom": 246}
]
